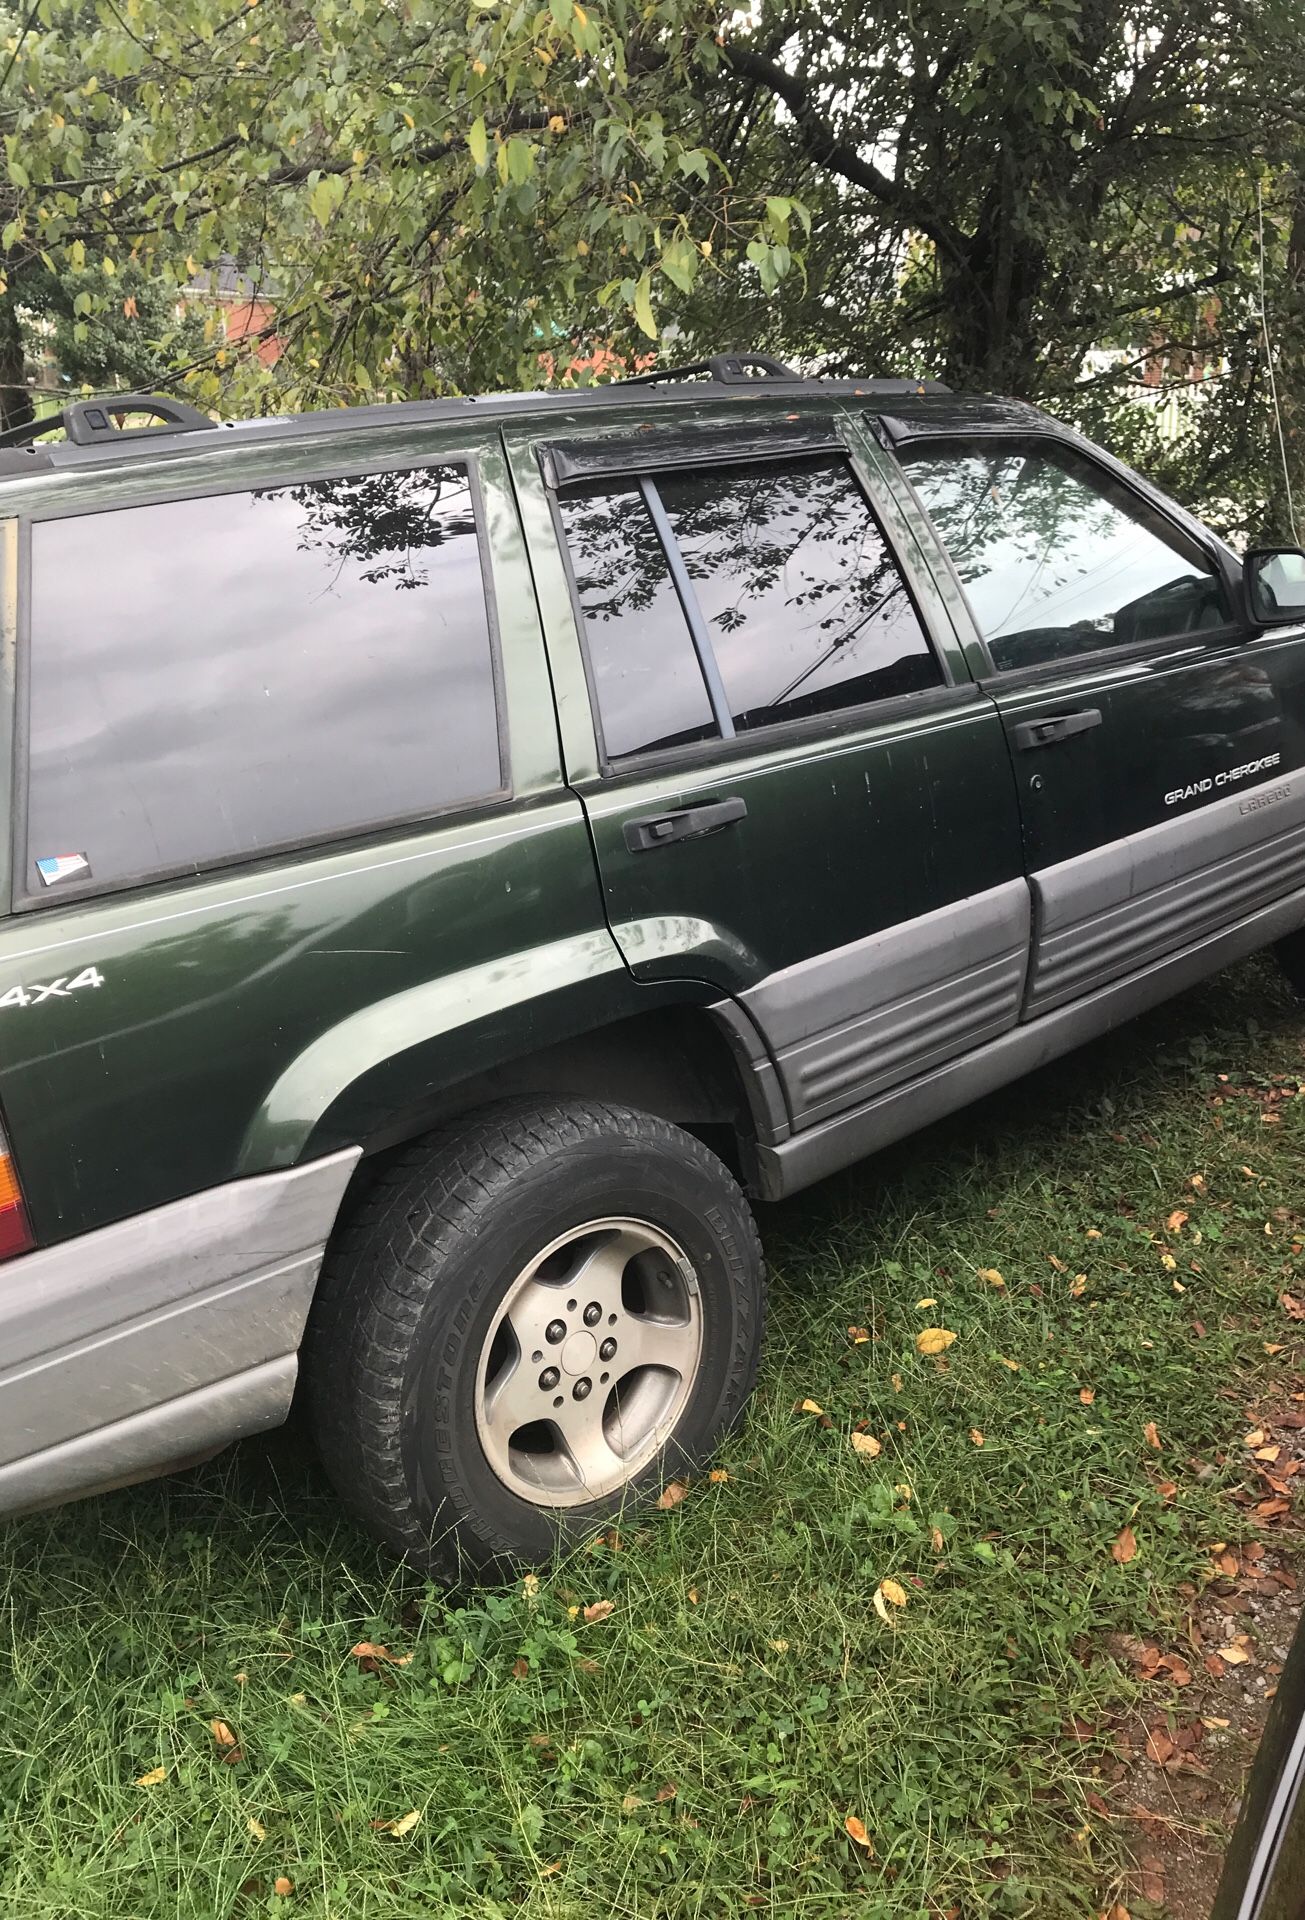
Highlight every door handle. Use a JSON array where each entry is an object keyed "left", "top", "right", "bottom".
[
  {"left": 623, "top": 796, "right": 748, "bottom": 852},
  {"left": 1011, "top": 708, "right": 1103, "bottom": 751}
]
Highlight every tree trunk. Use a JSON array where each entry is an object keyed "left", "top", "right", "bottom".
[
  {"left": 1275, "top": 167, "right": 1305, "bottom": 544},
  {"left": 0, "top": 297, "right": 33, "bottom": 436}
]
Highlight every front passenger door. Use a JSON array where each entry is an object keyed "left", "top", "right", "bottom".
[{"left": 899, "top": 435, "right": 1303, "bottom": 1017}]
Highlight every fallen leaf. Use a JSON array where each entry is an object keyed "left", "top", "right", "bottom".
[
  {"left": 878, "top": 1578, "right": 908, "bottom": 1608},
  {"left": 583, "top": 1599, "right": 615, "bottom": 1623},
  {"left": 931, "top": 1526, "right": 945, "bottom": 1552},
  {"left": 273, "top": 1878, "right": 294, "bottom": 1897},
  {"left": 211, "top": 1720, "right": 238, "bottom": 1749},
  {"left": 622, "top": 1792, "right": 643, "bottom": 1812},
  {"left": 1070, "top": 1274, "right": 1088, "bottom": 1297},
  {"left": 656, "top": 1481, "right": 688, "bottom": 1510},
  {"left": 844, "top": 1814, "right": 873, "bottom": 1851},
  {"left": 847, "top": 1326, "right": 869, "bottom": 1345},
  {"left": 1265, "top": 1343, "right": 1286, "bottom": 1355},
  {"left": 1217, "top": 1549, "right": 1240, "bottom": 1578},
  {"left": 850, "top": 1432, "right": 882, "bottom": 1457},
  {"left": 350, "top": 1642, "right": 413, "bottom": 1667},
  {"left": 687, "top": 1588, "right": 699, "bottom": 1604},
  {"left": 1145, "top": 1728, "right": 1175, "bottom": 1765},
  {"left": 1048, "top": 1254, "right": 1068, "bottom": 1272},
  {"left": 872, "top": 1587, "right": 891, "bottom": 1623},
  {"left": 1104, "top": 1901, "right": 1131, "bottom": 1919},
  {"left": 1255, "top": 1444, "right": 1282, "bottom": 1463},
  {"left": 798, "top": 1398, "right": 824, "bottom": 1415},
  {"left": 1160, "top": 1253, "right": 1177, "bottom": 1271},
  {"left": 1144, "top": 1421, "right": 1161, "bottom": 1451},
  {"left": 1158, "top": 1480, "right": 1177, "bottom": 1501},
  {"left": 1112, "top": 1526, "right": 1138, "bottom": 1565},
  {"left": 768, "top": 1638, "right": 789, "bottom": 1653},
  {"left": 998, "top": 1356, "right": 1021, "bottom": 1371},
  {"left": 1281, "top": 1294, "right": 1305, "bottom": 1321},
  {"left": 248, "top": 1817, "right": 267, "bottom": 1841},
  {"left": 655, "top": 1781, "right": 677, "bottom": 1803},
  {"left": 969, "top": 1428, "right": 985, "bottom": 1447},
  {"left": 387, "top": 1809, "right": 421, "bottom": 1838},
  {"left": 916, "top": 1296, "right": 937, "bottom": 1309},
  {"left": 1140, "top": 1860, "right": 1165, "bottom": 1903},
  {"left": 1166, "top": 1209, "right": 1189, "bottom": 1234},
  {"left": 512, "top": 1657, "right": 529, "bottom": 1680},
  {"left": 1217, "top": 1645, "right": 1250, "bottom": 1665},
  {"left": 708, "top": 1468, "right": 729, "bottom": 1483},
  {"left": 1258, "top": 1497, "right": 1292, "bottom": 1518},
  {"left": 1086, "top": 1228, "right": 1103, "bottom": 1240},
  {"left": 1079, "top": 1387, "right": 1096, "bottom": 1405},
  {"left": 135, "top": 1767, "right": 167, "bottom": 1787},
  {"left": 1241, "top": 1166, "right": 1260, "bottom": 1180},
  {"left": 916, "top": 1327, "right": 957, "bottom": 1356},
  {"left": 891, "top": 1373, "right": 904, "bottom": 1392},
  {"left": 977, "top": 1268, "right": 1005, "bottom": 1288},
  {"left": 1190, "top": 1174, "right": 1206, "bottom": 1192}
]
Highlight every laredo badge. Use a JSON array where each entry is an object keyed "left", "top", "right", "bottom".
[{"left": 35, "top": 853, "right": 91, "bottom": 888}]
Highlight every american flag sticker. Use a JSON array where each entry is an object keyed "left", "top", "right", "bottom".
[{"left": 35, "top": 853, "right": 91, "bottom": 888}]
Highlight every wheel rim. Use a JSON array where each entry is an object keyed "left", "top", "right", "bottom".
[{"left": 473, "top": 1216, "right": 703, "bottom": 1508}]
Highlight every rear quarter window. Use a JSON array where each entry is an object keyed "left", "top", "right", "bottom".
[{"left": 23, "top": 463, "right": 502, "bottom": 899}]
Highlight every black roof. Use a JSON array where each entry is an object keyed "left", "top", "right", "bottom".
[{"left": 0, "top": 356, "right": 1050, "bottom": 484}]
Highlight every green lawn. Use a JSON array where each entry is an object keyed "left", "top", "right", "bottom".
[{"left": 2, "top": 958, "right": 1303, "bottom": 1920}]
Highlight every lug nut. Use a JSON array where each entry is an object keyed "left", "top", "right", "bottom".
[
  {"left": 545, "top": 1319, "right": 567, "bottom": 1345},
  {"left": 599, "top": 1337, "right": 617, "bottom": 1361},
  {"left": 583, "top": 1301, "right": 602, "bottom": 1327},
  {"left": 539, "top": 1367, "right": 559, "bottom": 1391},
  {"left": 572, "top": 1377, "right": 592, "bottom": 1400}
]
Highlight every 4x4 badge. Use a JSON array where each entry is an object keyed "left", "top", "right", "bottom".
[{"left": 35, "top": 852, "right": 91, "bottom": 888}]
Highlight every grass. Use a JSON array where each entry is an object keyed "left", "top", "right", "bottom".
[{"left": 2, "top": 959, "right": 1304, "bottom": 1920}]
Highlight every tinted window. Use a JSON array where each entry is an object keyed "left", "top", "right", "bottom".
[
  {"left": 27, "top": 466, "right": 500, "bottom": 894},
  {"left": 557, "top": 484, "right": 716, "bottom": 759},
  {"left": 657, "top": 457, "right": 941, "bottom": 731},
  {"left": 903, "top": 443, "right": 1229, "bottom": 671}
]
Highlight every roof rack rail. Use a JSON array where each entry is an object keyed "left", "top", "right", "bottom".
[
  {"left": 618, "top": 353, "right": 800, "bottom": 387},
  {"left": 0, "top": 392, "right": 212, "bottom": 452}
]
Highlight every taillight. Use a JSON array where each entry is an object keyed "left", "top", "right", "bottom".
[{"left": 0, "top": 1125, "right": 34, "bottom": 1259}]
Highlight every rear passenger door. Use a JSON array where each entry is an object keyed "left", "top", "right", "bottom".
[
  {"left": 506, "top": 411, "right": 1029, "bottom": 1132},
  {"left": 893, "top": 432, "right": 1304, "bottom": 1017}
]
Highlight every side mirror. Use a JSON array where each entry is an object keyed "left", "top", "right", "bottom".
[{"left": 1245, "top": 546, "right": 1305, "bottom": 625}]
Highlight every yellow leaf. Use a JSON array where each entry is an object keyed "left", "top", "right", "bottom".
[
  {"left": 998, "top": 1356, "right": 1020, "bottom": 1371},
  {"left": 1218, "top": 1645, "right": 1250, "bottom": 1665},
  {"left": 1111, "top": 1525, "right": 1137, "bottom": 1565},
  {"left": 930, "top": 1526, "right": 945, "bottom": 1552},
  {"left": 799, "top": 1398, "right": 824, "bottom": 1415},
  {"left": 547, "top": 114, "right": 566, "bottom": 133},
  {"left": 850, "top": 1431, "right": 881, "bottom": 1457},
  {"left": 977, "top": 1268, "right": 1005, "bottom": 1288},
  {"left": 211, "top": 1719, "right": 237, "bottom": 1749},
  {"left": 872, "top": 1587, "right": 890, "bottom": 1622},
  {"left": 573, "top": 1, "right": 587, "bottom": 20},
  {"left": 656, "top": 1481, "right": 688, "bottom": 1510},
  {"left": 708, "top": 1468, "right": 729, "bottom": 1483},
  {"left": 915, "top": 1327, "right": 957, "bottom": 1356},
  {"left": 248, "top": 1816, "right": 267, "bottom": 1841},
  {"left": 1240, "top": 1166, "right": 1259, "bottom": 1179},
  {"left": 1160, "top": 1253, "right": 1177, "bottom": 1271},
  {"left": 844, "top": 1814, "right": 874, "bottom": 1851},
  {"left": 969, "top": 1428, "right": 985, "bottom": 1447},
  {"left": 583, "top": 1599, "right": 615, "bottom": 1623},
  {"left": 1143, "top": 1421, "right": 1161, "bottom": 1451},
  {"left": 388, "top": 1809, "right": 422, "bottom": 1838},
  {"left": 1265, "top": 1343, "right": 1286, "bottom": 1355},
  {"left": 1190, "top": 1173, "right": 1207, "bottom": 1191},
  {"left": 915, "top": 1296, "right": 937, "bottom": 1309},
  {"left": 878, "top": 1578, "right": 908, "bottom": 1608},
  {"left": 135, "top": 1766, "right": 167, "bottom": 1787},
  {"left": 1085, "top": 1228, "right": 1102, "bottom": 1239},
  {"left": 1166, "top": 1209, "right": 1189, "bottom": 1233},
  {"left": 1070, "top": 1273, "right": 1088, "bottom": 1296},
  {"left": 891, "top": 1373, "right": 904, "bottom": 1392},
  {"left": 768, "top": 1638, "right": 789, "bottom": 1653},
  {"left": 1047, "top": 1254, "right": 1068, "bottom": 1273},
  {"left": 1079, "top": 1387, "right": 1095, "bottom": 1405}
]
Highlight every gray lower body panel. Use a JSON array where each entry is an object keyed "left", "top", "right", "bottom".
[
  {"left": 741, "top": 880, "right": 1030, "bottom": 1127},
  {"left": 759, "top": 872, "right": 1305, "bottom": 1199},
  {"left": 0, "top": 1148, "right": 359, "bottom": 1517},
  {"left": 1028, "top": 777, "right": 1305, "bottom": 1015}
]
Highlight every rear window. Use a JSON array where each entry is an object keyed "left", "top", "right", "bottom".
[{"left": 24, "top": 464, "right": 501, "bottom": 898}]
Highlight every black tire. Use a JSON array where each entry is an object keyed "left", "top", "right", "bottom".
[
  {"left": 302, "top": 1099, "right": 765, "bottom": 1583},
  {"left": 1276, "top": 928, "right": 1305, "bottom": 998}
]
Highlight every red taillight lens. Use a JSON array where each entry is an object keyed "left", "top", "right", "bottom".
[{"left": 0, "top": 1131, "right": 34, "bottom": 1259}]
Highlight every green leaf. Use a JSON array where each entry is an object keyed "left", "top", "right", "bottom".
[
  {"left": 467, "top": 116, "right": 488, "bottom": 169},
  {"left": 632, "top": 271, "right": 656, "bottom": 340}
]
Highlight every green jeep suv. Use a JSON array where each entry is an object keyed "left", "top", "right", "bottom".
[{"left": 2, "top": 357, "right": 1303, "bottom": 1580}]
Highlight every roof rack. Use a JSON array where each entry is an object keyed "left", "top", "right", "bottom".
[
  {"left": 0, "top": 392, "right": 212, "bottom": 452},
  {"left": 618, "top": 352, "right": 801, "bottom": 387}
]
